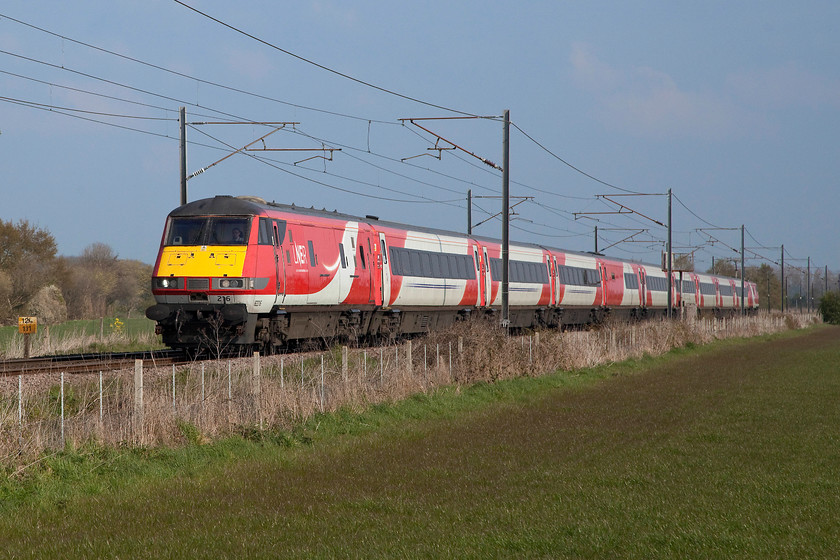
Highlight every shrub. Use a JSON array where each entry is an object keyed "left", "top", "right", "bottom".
[{"left": 819, "top": 292, "right": 840, "bottom": 324}]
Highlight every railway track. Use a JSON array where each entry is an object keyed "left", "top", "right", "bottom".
[{"left": 0, "top": 349, "right": 187, "bottom": 377}]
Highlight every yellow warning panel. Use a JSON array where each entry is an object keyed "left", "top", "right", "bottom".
[{"left": 18, "top": 316, "right": 37, "bottom": 334}]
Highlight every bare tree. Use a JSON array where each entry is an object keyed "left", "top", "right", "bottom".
[{"left": 0, "top": 219, "right": 57, "bottom": 323}]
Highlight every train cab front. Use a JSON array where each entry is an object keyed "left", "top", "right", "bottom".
[{"left": 146, "top": 208, "right": 264, "bottom": 352}]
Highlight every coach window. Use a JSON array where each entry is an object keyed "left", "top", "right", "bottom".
[
  {"left": 420, "top": 252, "right": 432, "bottom": 277},
  {"left": 166, "top": 217, "right": 205, "bottom": 246},
  {"left": 274, "top": 220, "right": 286, "bottom": 245},
  {"left": 209, "top": 218, "right": 250, "bottom": 245},
  {"left": 457, "top": 255, "right": 468, "bottom": 279},
  {"left": 258, "top": 218, "right": 273, "bottom": 245},
  {"left": 307, "top": 240, "right": 316, "bottom": 267},
  {"left": 359, "top": 246, "right": 366, "bottom": 269},
  {"left": 407, "top": 251, "right": 419, "bottom": 276},
  {"left": 339, "top": 243, "right": 347, "bottom": 268},
  {"left": 436, "top": 255, "right": 448, "bottom": 278}
]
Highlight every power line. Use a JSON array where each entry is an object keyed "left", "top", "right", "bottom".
[
  {"left": 189, "top": 125, "right": 464, "bottom": 206},
  {"left": 510, "top": 121, "right": 645, "bottom": 194},
  {"left": 173, "top": 0, "right": 479, "bottom": 117},
  {"left": 0, "top": 47, "right": 243, "bottom": 120},
  {"left": 0, "top": 95, "right": 175, "bottom": 121},
  {"left": 290, "top": 126, "right": 476, "bottom": 197},
  {"left": 2, "top": 15, "right": 649, "bottom": 222},
  {"left": 0, "top": 11, "right": 397, "bottom": 125},
  {"left": 0, "top": 68, "right": 181, "bottom": 115},
  {"left": 3, "top": 57, "right": 489, "bottom": 203},
  {"left": 2, "top": 41, "right": 505, "bottom": 204},
  {"left": 2, "top": 48, "right": 501, "bottom": 210},
  {"left": 0, "top": 96, "right": 179, "bottom": 140},
  {"left": 672, "top": 192, "right": 722, "bottom": 229}
]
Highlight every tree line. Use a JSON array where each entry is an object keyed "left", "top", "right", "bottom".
[{"left": 0, "top": 219, "right": 153, "bottom": 325}]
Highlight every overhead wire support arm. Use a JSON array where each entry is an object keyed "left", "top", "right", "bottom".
[
  {"left": 186, "top": 125, "right": 288, "bottom": 180},
  {"left": 399, "top": 116, "right": 503, "bottom": 170},
  {"left": 189, "top": 121, "right": 300, "bottom": 126},
  {"left": 470, "top": 196, "right": 533, "bottom": 229},
  {"left": 594, "top": 228, "right": 651, "bottom": 253},
  {"left": 599, "top": 230, "right": 651, "bottom": 252},
  {"left": 244, "top": 140, "right": 341, "bottom": 166},
  {"left": 400, "top": 137, "right": 456, "bottom": 162},
  {"left": 595, "top": 194, "right": 666, "bottom": 227}
]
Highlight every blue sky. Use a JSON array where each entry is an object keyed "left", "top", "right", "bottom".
[{"left": 1, "top": 1, "right": 837, "bottom": 283}]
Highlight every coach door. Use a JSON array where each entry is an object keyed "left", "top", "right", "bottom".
[
  {"left": 546, "top": 256, "right": 555, "bottom": 306},
  {"left": 639, "top": 269, "right": 647, "bottom": 308},
  {"left": 273, "top": 220, "right": 286, "bottom": 303},
  {"left": 378, "top": 232, "right": 391, "bottom": 307},
  {"left": 482, "top": 247, "right": 492, "bottom": 305},
  {"left": 359, "top": 225, "right": 380, "bottom": 305},
  {"left": 599, "top": 262, "right": 608, "bottom": 306},
  {"left": 474, "top": 247, "right": 486, "bottom": 307}
]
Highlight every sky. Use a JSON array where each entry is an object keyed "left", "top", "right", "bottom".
[{"left": 1, "top": 1, "right": 838, "bottom": 286}]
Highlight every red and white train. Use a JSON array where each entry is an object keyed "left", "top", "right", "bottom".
[{"left": 146, "top": 195, "right": 759, "bottom": 353}]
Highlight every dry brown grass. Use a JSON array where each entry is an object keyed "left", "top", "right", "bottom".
[
  {"left": 1, "top": 328, "right": 160, "bottom": 359},
  {"left": 0, "top": 311, "right": 820, "bottom": 467}
]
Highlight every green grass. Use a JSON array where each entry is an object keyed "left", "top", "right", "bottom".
[{"left": 1, "top": 326, "right": 838, "bottom": 558}]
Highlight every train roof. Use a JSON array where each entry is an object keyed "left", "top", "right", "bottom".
[{"left": 172, "top": 195, "right": 607, "bottom": 259}]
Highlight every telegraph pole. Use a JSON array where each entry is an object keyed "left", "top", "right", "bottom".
[
  {"left": 780, "top": 245, "right": 784, "bottom": 312},
  {"left": 179, "top": 106, "right": 187, "bottom": 205},
  {"left": 807, "top": 257, "right": 811, "bottom": 312},
  {"left": 594, "top": 226, "right": 598, "bottom": 254},
  {"left": 740, "top": 224, "right": 745, "bottom": 315},
  {"left": 667, "top": 189, "right": 673, "bottom": 318},
  {"left": 501, "top": 109, "right": 510, "bottom": 328},
  {"left": 467, "top": 189, "right": 472, "bottom": 235}
]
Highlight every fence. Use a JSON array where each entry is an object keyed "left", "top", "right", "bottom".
[{"left": 0, "top": 311, "right": 820, "bottom": 465}]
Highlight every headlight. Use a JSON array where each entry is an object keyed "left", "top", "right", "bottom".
[
  {"left": 154, "top": 277, "right": 181, "bottom": 289},
  {"left": 214, "top": 278, "right": 247, "bottom": 290},
  {"left": 212, "top": 278, "right": 268, "bottom": 290}
]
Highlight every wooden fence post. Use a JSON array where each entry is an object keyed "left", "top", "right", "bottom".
[
  {"left": 253, "top": 352, "right": 262, "bottom": 430},
  {"left": 134, "top": 359, "right": 144, "bottom": 444}
]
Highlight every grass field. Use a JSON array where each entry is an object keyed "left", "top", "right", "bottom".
[{"left": 1, "top": 325, "right": 838, "bottom": 558}]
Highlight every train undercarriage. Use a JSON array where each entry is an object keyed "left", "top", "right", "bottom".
[{"left": 145, "top": 301, "right": 756, "bottom": 357}]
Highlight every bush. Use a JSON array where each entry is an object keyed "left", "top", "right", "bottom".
[
  {"left": 26, "top": 285, "right": 68, "bottom": 325},
  {"left": 819, "top": 292, "right": 840, "bottom": 324}
]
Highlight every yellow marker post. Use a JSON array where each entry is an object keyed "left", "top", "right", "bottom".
[{"left": 18, "top": 316, "right": 37, "bottom": 359}]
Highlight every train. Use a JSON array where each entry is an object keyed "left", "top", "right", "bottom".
[{"left": 145, "top": 195, "right": 759, "bottom": 354}]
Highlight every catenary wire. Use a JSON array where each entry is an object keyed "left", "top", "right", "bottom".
[
  {"left": 0, "top": 11, "right": 398, "bottom": 126},
  {"left": 173, "top": 1, "right": 480, "bottom": 117}
]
